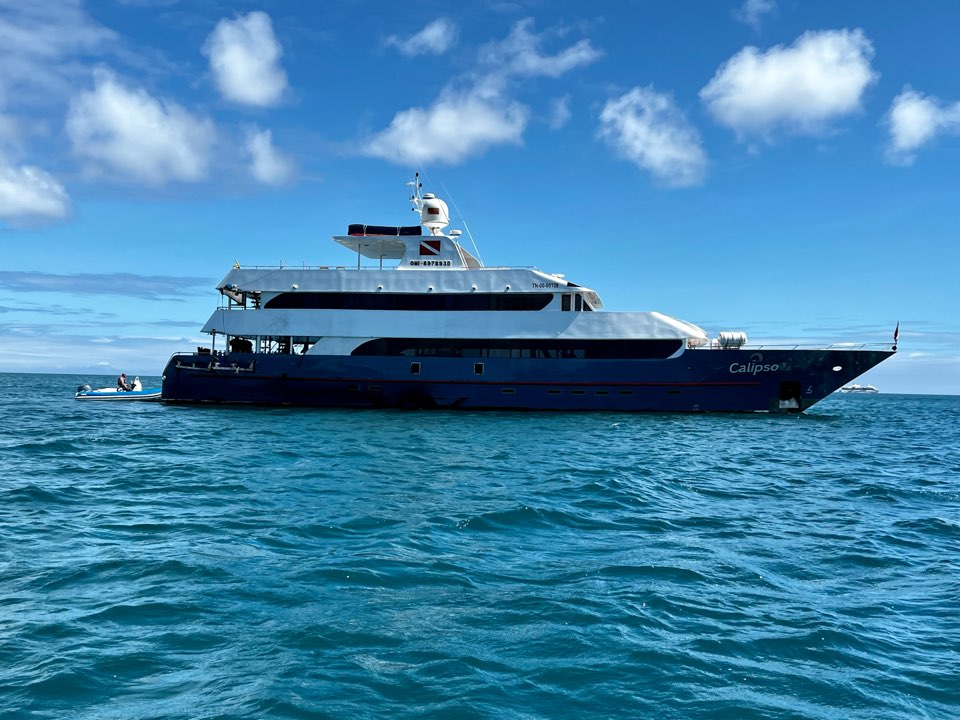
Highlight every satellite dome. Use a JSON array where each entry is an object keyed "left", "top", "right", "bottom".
[{"left": 420, "top": 194, "right": 449, "bottom": 232}]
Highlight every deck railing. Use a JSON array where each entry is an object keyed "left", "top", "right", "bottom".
[
  {"left": 700, "top": 342, "right": 895, "bottom": 351},
  {"left": 227, "top": 264, "right": 536, "bottom": 271}
]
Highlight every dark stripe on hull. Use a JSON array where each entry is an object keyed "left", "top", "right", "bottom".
[{"left": 161, "top": 348, "right": 893, "bottom": 413}]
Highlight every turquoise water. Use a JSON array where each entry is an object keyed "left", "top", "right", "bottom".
[{"left": 1, "top": 373, "right": 958, "bottom": 719}]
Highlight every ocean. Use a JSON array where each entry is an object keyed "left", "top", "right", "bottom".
[{"left": 1, "top": 372, "right": 958, "bottom": 719}]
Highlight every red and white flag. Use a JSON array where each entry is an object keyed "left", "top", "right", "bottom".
[{"left": 419, "top": 239, "right": 441, "bottom": 256}]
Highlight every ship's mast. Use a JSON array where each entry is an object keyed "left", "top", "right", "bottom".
[{"left": 408, "top": 172, "right": 424, "bottom": 216}]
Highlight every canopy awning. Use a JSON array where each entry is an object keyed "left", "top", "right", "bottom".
[{"left": 333, "top": 235, "right": 407, "bottom": 260}]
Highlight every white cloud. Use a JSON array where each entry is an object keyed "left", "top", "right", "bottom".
[
  {"left": 884, "top": 88, "right": 960, "bottom": 165},
  {"left": 733, "top": 0, "right": 776, "bottom": 32},
  {"left": 363, "top": 20, "right": 598, "bottom": 166},
  {"left": 0, "top": 0, "right": 112, "bottom": 59},
  {"left": 203, "top": 11, "right": 287, "bottom": 107},
  {"left": 549, "top": 95, "right": 571, "bottom": 130},
  {"left": 386, "top": 18, "right": 458, "bottom": 57},
  {"left": 0, "top": 161, "right": 70, "bottom": 221},
  {"left": 479, "top": 18, "right": 602, "bottom": 78},
  {"left": 362, "top": 85, "right": 528, "bottom": 165},
  {"left": 700, "top": 29, "right": 877, "bottom": 139},
  {"left": 0, "top": 0, "right": 117, "bottom": 103},
  {"left": 598, "top": 86, "right": 707, "bottom": 188},
  {"left": 66, "top": 69, "right": 215, "bottom": 185},
  {"left": 245, "top": 128, "right": 295, "bottom": 185}
]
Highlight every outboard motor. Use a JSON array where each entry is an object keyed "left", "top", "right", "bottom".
[{"left": 77, "top": 384, "right": 91, "bottom": 393}]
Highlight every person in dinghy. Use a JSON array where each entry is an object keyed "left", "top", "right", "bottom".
[{"left": 76, "top": 374, "right": 159, "bottom": 400}]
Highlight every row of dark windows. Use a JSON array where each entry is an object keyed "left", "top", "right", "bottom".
[
  {"left": 351, "top": 338, "right": 683, "bottom": 360},
  {"left": 265, "top": 292, "right": 556, "bottom": 311}
]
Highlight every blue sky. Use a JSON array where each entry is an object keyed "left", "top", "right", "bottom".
[{"left": 0, "top": 0, "right": 957, "bottom": 393}]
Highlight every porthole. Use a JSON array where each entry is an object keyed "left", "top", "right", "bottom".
[{"left": 410, "top": 362, "right": 421, "bottom": 374}]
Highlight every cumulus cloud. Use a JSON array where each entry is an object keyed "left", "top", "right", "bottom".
[
  {"left": 598, "top": 86, "right": 707, "bottom": 188},
  {"left": 363, "top": 85, "right": 528, "bottom": 166},
  {"left": 479, "top": 18, "right": 602, "bottom": 78},
  {"left": 66, "top": 69, "right": 216, "bottom": 184},
  {"left": 363, "top": 20, "right": 596, "bottom": 166},
  {"left": 386, "top": 18, "right": 458, "bottom": 57},
  {"left": 700, "top": 29, "right": 877, "bottom": 139},
  {"left": 245, "top": 128, "right": 295, "bottom": 185},
  {"left": 884, "top": 88, "right": 960, "bottom": 165},
  {"left": 204, "top": 11, "right": 287, "bottom": 107},
  {"left": 0, "top": 161, "right": 70, "bottom": 222},
  {"left": 733, "top": 0, "right": 776, "bottom": 32}
]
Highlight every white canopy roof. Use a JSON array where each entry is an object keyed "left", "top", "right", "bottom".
[{"left": 333, "top": 235, "right": 406, "bottom": 260}]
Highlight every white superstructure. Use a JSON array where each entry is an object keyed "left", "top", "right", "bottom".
[{"left": 202, "top": 176, "right": 710, "bottom": 357}]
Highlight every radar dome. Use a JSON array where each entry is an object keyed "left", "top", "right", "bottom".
[{"left": 420, "top": 193, "right": 450, "bottom": 232}]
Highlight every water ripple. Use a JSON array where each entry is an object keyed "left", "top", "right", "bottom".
[{"left": 0, "top": 376, "right": 958, "bottom": 719}]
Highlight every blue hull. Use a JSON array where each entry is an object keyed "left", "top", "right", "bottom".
[{"left": 160, "top": 348, "right": 893, "bottom": 413}]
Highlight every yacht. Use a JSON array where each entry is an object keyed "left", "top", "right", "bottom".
[
  {"left": 160, "top": 177, "right": 896, "bottom": 412},
  {"left": 839, "top": 383, "right": 880, "bottom": 394}
]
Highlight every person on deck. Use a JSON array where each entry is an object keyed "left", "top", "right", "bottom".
[{"left": 117, "top": 373, "right": 132, "bottom": 391}]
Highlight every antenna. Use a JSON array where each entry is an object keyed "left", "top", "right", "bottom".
[
  {"left": 409, "top": 171, "right": 425, "bottom": 214},
  {"left": 438, "top": 179, "right": 483, "bottom": 266},
  {"left": 411, "top": 166, "right": 483, "bottom": 262}
]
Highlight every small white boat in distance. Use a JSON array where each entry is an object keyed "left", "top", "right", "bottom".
[
  {"left": 75, "top": 376, "right": 161, "bottom": 400},
  {"left": 839, "top": 383, "right": 879, "bottom": 394}
]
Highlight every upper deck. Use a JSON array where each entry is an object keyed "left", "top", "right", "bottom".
[
  {"left": 216, "top": 180, "right": 606, "bottom": 308},
  {"left": 333, "top": 226, "right": 483, "bottom": 270}
]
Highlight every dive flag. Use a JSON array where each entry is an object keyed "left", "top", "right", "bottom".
[{"left": 420, "top": 239, "right": 442, "bottom": 256}]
